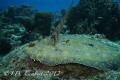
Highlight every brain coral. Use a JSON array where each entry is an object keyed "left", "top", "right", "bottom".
[{"left": 24, "top": 35, "right": 120, "bottom": 70}]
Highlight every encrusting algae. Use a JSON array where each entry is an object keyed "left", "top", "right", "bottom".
[
  {"left": 29, "top": 42, "right": 35, "bottom": 47},
  {"left": 38, "top": 36, "right": 43, "bottom": 41}
]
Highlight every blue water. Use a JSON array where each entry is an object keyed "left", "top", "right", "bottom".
[
  {"left": 0, "top": 0, "right": 79, "bottom": 12},
  {"left": 1, "top": 0, "right": 120, "bottom": 12}
]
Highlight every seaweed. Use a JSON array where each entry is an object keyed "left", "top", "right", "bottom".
[{"left": 48, "top": 0, "right": 74, "bottom": 46}]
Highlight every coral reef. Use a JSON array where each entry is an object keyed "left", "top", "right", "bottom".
[
  {"left": 67, "top": 0, "right": 120, "bottom": 41},
  {"left": 20, "top": 32, "right": 41, "bottom": 44},
  {"left": 7, "top": 6, "right": 17, "bottom": 19},
  {"left": 34, "top": 11, "right": 53, "bottom": 36},
  {"left": 19, "top": 11, "right": 53, "bottom": 36},
  {"left": 0, "top": 38, "right": 11, "bottom": 56},
  {"left": 19, "top": 16, "right": 34, "bottom": 31},
  {"left": 0, "top": 5, "right": 41, "bottom": 55},
  {"left": 0, "top": 24, "right": 26, "bottom": 55},
  {"left": 0, "top": 23, "right": 41, "bottom": 55},
  {"left": 0, "top": 4, "right": 37, "bottom": 24},
  {"left": 61, "top": 8, "right": 66, "bottom": 17}
]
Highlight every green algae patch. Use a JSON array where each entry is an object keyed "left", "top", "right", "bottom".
[{"left": 24, "top": 35, "right": 120, "bottom": 70}]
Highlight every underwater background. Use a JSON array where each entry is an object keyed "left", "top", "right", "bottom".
[
  {"left": 0, "top": 0, "right": 79, "bottom": 12},
  {"left": 0, "top": 0, "right": 120, "bottom": 80}
]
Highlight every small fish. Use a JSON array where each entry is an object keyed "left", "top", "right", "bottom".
[
  {"left": 25, "top": 6, "right": 35, "bottom": 9},
  {"left": 22, "top": 4, "right": 35, "bottom": 9},
  {"left": 97, "top": 16, "right": 103, "bottom": 19}
]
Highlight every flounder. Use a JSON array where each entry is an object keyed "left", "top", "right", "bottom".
[{"left": 24, "top": 35, "right": 120, "bottom": 70}]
